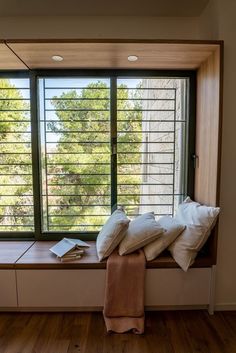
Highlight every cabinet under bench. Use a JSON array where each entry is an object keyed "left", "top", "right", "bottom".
[{"left": 0, "top": 241, "right": 215, "bottom": 311}]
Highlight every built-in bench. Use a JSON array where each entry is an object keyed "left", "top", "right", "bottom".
[
  {"left": 0, "top": 241, "right": 213, "bottom": 270},
  {"left": 0, "top": 240, "right": 216, "bottom": 313}
]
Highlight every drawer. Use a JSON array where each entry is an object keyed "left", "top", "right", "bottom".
[
  {"left": 16, "top": 268, "right": 211, "bottom": 308},
  {"left": 0, "top": 270, "right": 17, "bottom": 307},
  {"left": 145, "top": 268, "right": 211, "bottom": 306},
  {"left": 17, "top": 269, "right": 106, "bottom": 308}
]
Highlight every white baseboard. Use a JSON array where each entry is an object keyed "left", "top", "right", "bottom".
[
  {"left": 146, "top": 305, "right": 208, "bottom": 311},
  {"left": 215, "top": 303, "right": 236, "bottom": 311}
]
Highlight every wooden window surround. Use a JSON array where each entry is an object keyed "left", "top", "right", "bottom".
[{"left": 0, "top": 39, "right": 223, "bottom": 267}]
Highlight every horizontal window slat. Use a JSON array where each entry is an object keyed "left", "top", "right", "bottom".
[
  {"left": 47, "top": 97, "right": 109, "bottom": 101},
  {"left": 48, "top": 204, "right": 110, "bottom": 207},
  {"left": 47, "top": 214, "right": 110, "bottom": 217},
  {"left": 48, "top": 225, "right": 104, "bottom": 228},
  {"left": 0, "top": 109, "right": 30, "bottom": 112},
  {"left": 45, "top": 109, "right": 110, "bottom": 112},
  {"left": 0, "top": 225, "right": 34, "bottom": 227},
  {"left": 47, "top": 173, "right": 110, "bottom": 176},
  {"left": 48, "top": 183, "right": 110, "bottom": 186},
  {"left": 45, "top": 87, "right": 110, "bottom": 90},
  {"left": 117, "top": 109, "right": 175, "bottom": 112},
  {"left": 46, "top": 141, "right": 109, "bottom": 144},
  {"left": 45, "top": 194, "right": 110, "bottom": 197},
  {"left": 0, "top": 215, "right": 34, "bottom": 217}
]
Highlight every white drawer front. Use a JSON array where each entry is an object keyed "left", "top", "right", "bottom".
[
  {"left": 17, "top": 269, "right": 106, "bottom": 308},
  {"left": 145, "top": 268, "right": 211, "bottom": 306},
  {"left": 17, "top": 268, "right": 211, "bottom": 308},
  {"left": 0, "top": 270, "right": 17, "bottom": 307}
]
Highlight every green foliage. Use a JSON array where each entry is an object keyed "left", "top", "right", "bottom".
[
  {"left": 0, "top": 79, "right": 33, "bottom": 231},
  {"left": 46, "top": 81, "right": 142, "bottom": 231},
  {"left": 0, "top": 79, "right": 143, "bottom": 233}
]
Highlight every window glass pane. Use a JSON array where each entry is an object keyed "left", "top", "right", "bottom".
[
  {"left": 38, "top": 77, "right": 111, "bottom": 232},
  {"left": 0, "top": 78, "right": 34, "bottom": 232},
  {"left": 117, "top": 77, "right": 189, "bottom": 219}
]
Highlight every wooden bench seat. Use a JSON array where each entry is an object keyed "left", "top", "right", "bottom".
[
  {"left": 0, "top": 241, "right": 213, "bottom": 269},
  {"left": 0, "top": 241, "right": 34, "bottom": 269}
]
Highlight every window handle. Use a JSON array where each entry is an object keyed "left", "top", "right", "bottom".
[
  {"left": 112, "top": 143, "right": 117, "bottom": 155},
  {"left": 192, "top": 154, "right": 199, "bottom": 168},
  {"left": 111, "top": 137, "right": 117, "bottom": 155}
]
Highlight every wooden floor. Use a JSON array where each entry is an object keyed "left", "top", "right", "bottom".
[{"left": 0, "top": 311, "right": 235, "bottom": 353}]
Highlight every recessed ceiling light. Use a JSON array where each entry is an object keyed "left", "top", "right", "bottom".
[
  {"left": 128, "top": 55, "right": 138, "bottom": 62},
  {"left": 51, "top": 55, "right": 64, "bottom": 62}
]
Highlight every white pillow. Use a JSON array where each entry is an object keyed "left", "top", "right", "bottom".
[
  {"left": 96, "top": 209, "right": 130, "bottom": 261},
  {"left": 168, "top": 197, "right": 220, "bottom": 271},
  {"left": 144, "top": 216, "right": 185, "bottom": 261},
  {"left": 118, "top": 212, "right": 164, "bottom": 256}
]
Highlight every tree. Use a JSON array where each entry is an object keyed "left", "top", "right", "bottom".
[
  {"left": 0, "top": 79, "right": 33, "bottom": 231},
  {"left": 46, "top": 81, "right": 142, "bottom": 231}
]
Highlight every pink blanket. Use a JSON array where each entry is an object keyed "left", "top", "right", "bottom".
[{"left": 103, "top": 249, "right": 146, "bottom": 334}]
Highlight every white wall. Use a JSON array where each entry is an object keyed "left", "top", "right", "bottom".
[
  {"left": 0, "top": 5, "right": 235, "bottom": 309},
  {"left": 198, "top": 0, "right": 219, "bottom": 39},
  {"left": 0, "top": 16, "right": 198, "bottom": 40},
  {"left": 198, "top": 0, "right": 236, "bottom": 309}
]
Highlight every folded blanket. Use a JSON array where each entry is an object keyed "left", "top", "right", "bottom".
[{"left": 103, "top": 249, "right": 146, "bottom": 334}]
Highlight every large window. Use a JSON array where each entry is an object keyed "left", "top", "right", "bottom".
[{"left": 0, "top": 71, "right": 195, "bottom": 239}]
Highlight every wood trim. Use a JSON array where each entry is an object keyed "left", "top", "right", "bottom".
[
  {"left": 194, "top": 44, "right": 223, "bottom": 266},
  {"left": 4, "top": 42, "right": 30, "bottom": 69},
  {"left": 195, "top": 47, "right": 221, "bottom": 206},
  {"left": 7, "top": 41, "right": 221, "bottom": 70},
  {"left": 5, "top": 39, "right": 224, "bottom": 45},
  {"left": 216, "top": 41, "right": 224, "bottom": 206},
  {"left": 13, "top": 256, "right": 213, "bottom": 270},
  {"left": 0, "top": 43, "right": 27, "bottom": 70},
  {"left": 210, "top": 43, "right": 224, "bottom": 266},
  {"left": 0, "top": 40, "right": 223, "bottom": 269}
]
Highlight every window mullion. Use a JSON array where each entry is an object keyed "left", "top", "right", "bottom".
[
  {"left": 110, "top": 77, "right": 117, "bottom": 213},
  {"left": 30, "top": 72, "right": 42, "bottom": 239}
]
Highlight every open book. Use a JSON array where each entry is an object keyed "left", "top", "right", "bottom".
[{"left": 49, "top": 238, "right": 90, "bottom": 261}]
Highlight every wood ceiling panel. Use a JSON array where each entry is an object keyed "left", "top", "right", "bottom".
[
  {"left": 0, "top": 43, "right": 27, "bottom": 70},
  {"left": 7, "top": 42, "right": 219, "bottom": 70}
]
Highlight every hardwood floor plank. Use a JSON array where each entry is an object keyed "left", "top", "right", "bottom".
[
  {"left": 180, "top": 311, "right": 212, "bottom": 353},
  {"left": 66, "top": 313, "right": 91, "bottom": 353},
  {"left": 164, "top": 311, "right": 194, "bottom": 353},
  {"left": 212, "top": 311, "right": 236, "bottom": 353},
  {"left": 180, "top": 311, "right": 228, "bottom": 353},
  {"left": 221, "top": 311, "right": 236, "bottom": 335},
  {"left": 0, "top": 314, "right": 16, "bottom": 353},
  {"left": 33, "top": 313, "right": 68, "bottom": 353},
  {"left": 85, "top": 312, "right": 105, "bottom": 353},
  {"left": 145, "top": 312, "right": 175, "bottom": 353},
  {"left": 0, "top": 311, "right": 235, "bottom": 353},
  {"left": 3, "top": 314, "right": 47, "bottom": 353}
]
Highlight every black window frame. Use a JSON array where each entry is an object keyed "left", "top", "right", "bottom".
[{"left": 0, "top": 69, "right": 196, "bottom": 241}]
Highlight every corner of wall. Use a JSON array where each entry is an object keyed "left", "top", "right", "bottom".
[{"left": 197, "top": 0, "right": 219, "bottom": 40}]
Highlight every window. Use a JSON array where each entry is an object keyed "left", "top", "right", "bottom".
[
  {"left": 39, "top": 78, "right": 111, "bottom": 232},
  {"left": 0, "top": 71, "right": 195, "bottom": 239},
  {"left": 0, "top": 77, "right": 34, "bottom": 234}
]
